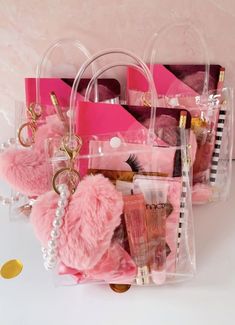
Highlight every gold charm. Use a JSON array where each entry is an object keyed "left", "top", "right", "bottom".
[
  {"left": 0, "top": 259, "right": 23, "bottom": 279},
  {"left": 52, "top": 135, "right": 82, "bottom": 195},
  {"left": 18, "top": 103, "right": 42, "bottom": 147},
  {"left": 109, "top": 283, "right": 131, "bottom": 293}
]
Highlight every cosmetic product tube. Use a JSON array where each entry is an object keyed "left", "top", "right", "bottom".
[
  {"left": 134, "top": 178, "right": 169, "bottom": 285},
  {"left": 123, "top": 194, "right": 150, "bottom": 285},
  {"left": 116, "top": 180, "right": 134, "bottom": 195}
]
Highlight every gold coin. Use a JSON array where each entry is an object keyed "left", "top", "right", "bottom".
[
  {"left": 0, "top": 259, "right": 23, "bottom": 279},
  {"left": 109, "top": 283, "right": 131, "bottom": 293}
]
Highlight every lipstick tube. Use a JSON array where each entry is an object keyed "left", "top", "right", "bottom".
[
  {"left": 123, "top": 194, "right": 150, "bottom": 285},
  {"left": 134, "top": 178, "right": 169, "bottom": 285}
]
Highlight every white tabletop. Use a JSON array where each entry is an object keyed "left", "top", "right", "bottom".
[{"left": 0, "top": 163, "right": 234, "bottom": 325}]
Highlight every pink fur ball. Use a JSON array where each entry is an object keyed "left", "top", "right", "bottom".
[
  {"left": 34, "top": 115, "right": 66, "bottom": 152},
  {"left": 0, "top": 148, "right": 51, "bottom": 196},
  {"left": 31, "top": 174, "right": 123, "bottom": 270},
  {"left": 0, "top": 115, "right": 65, "bottom": 197},
  {"left": 58, "top": 243, "right": 137, "bottom": 284}
]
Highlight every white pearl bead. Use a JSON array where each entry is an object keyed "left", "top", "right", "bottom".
[
  {"left": 58, "top": 184, "right": 68, "bottom": 193},
  {"left": 53, "top": 219, "right": 63, "bottom": 228},
  {"left": 47, "top": 256, "right": 56, "bottom": 265},
  {"left": 41, "top": 182, "right": 70, "bottom": 270},
  {"left": 47, "top": 248, "right": 57, "bottom": 256},
  {"left": 42, "top": 252, "right": 48, "bottom": 259},
  {"left": 41, "top": 247, "right": 47, "bottom": 253},
  {"left": 51, "top": 229, "right": 60, "bottom": 239},
  {"left": 8, "top": 138, "right": 16, "bottom": 145},
  {"left": 55, "top": 207, "right": 65, "bottom": 218},
  {"left": 44, "top": 261, "right": 53, "bottom": 270},
  {"left": 48, "top": 239, "right": 57, "bottom": 249},
  {"left": 58, "top": 198, "right": 68, "bottom": 208},
  {"left": 60, "top": 191, "right": 70, "bottom": 199}
]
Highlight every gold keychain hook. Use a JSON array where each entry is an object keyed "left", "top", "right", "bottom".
[
  {"left": 62, "top": 134, "right": 83, "bottom": 160},
  {"left": 28, "top": 102, "right": 41, "bottom": 120},
  {"left": 52, "top": 135, "right": 83, "bottom": 195},
  {"left": 18, "top": 103, "right": 42, "bottom": 147}
]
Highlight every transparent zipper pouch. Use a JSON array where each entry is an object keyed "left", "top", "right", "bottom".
[{"left": 30, "top": 126, "right": 195, "bottom": 287}]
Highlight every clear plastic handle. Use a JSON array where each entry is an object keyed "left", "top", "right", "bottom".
[
  {"left": 69, "top": 48, "right": 158, "bottom": 141},
  {"left": 143, "top": 21, "right": 210, "bottom": 96},
  {"left": 84, "top": 62, "right": 159, "bottom": 133},
  {"left": 35, "top": 39, "right": 95, "bottom": 107}
]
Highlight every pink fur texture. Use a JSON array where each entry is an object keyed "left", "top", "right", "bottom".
[
  {"left": 58, "top": 243, "right": 137, "bottom": 284},
  {"left": 0, "top": 148, "right": 51, "bottom": 197},
  {"left": 34, "top": 115, "right": 66, "bottom": 152},
  {"left": 31, "top": 174, "right": 123, "bottom": 270},
  {"left": 0, "top": 115, "right": 66, "bottom": 197}
]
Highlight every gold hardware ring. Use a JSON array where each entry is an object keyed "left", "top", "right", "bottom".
[
  {"left": 18, "top": 122, "right": 37, "bottom": 147},
  {"left": 52, "top": 167, "right": 81, "bottom": 195}
]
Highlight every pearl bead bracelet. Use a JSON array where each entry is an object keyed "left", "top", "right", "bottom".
[
  {"left": 42, "top": 184, "right": 70, "bottom": 270},
  {"left": 0, "top": 137, "right": 23, "bottom": 205}
]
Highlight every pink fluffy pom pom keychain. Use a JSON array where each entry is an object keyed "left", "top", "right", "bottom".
[
  {"left": 31, "top": 174, "right": 124, "bottom": 271},
  {"left": 0, "top": 105, "right": 67, "bottom": 197}
]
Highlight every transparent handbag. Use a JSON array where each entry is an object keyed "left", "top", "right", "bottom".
[
  {"left": 30, "top": 49, "right": 195, "bottom": 289},
  {"left": 127, "top": 21, "right": 233, "bottom": 204},
  {"left": 0, "top": 39, "right": 95, "bottom": 220}
]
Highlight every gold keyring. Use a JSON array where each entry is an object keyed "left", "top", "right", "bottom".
[
  {"left": 28, "top": 103, "right": 42, "bottom": 120},
  {"left": 62, "top": 135, "right": 83, "bottom": 160},
  {"left": 18, "top": 123, "right": 36, "bottom": 147},
  {"left": 52, "top": 167, "right": 81, "bottom": 195}
]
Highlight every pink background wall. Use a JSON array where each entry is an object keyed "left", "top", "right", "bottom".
[{"left": 0, "top": 0, "right": 234, "bottom": 154}]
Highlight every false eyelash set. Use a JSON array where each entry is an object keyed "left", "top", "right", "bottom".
[{"left": 0, "top": 23, "right": 233, "bottom": 292}]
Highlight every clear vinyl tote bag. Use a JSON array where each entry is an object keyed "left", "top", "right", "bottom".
[
  {"left": 127, "top": 21, "right": 233, "bottom": 204},
  {"left": 30, "top": 49, "right": 195, "bottom": 289},
  {"left": 0, "top": 39, "right": 95, "bottom": 220}
]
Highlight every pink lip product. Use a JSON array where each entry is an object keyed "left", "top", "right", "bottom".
[
  {"left": 123, "top": 193, "right": 150, "bottom": 285},
  {"left": 134, "top": 178, "right": 169, "bottom": 285}
]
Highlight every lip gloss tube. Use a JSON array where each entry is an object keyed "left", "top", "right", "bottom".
[
  {"left": 134, "top": 178, "right": 169, "bottom": 285},
  {"left": 123, "top": 194, "right": 150, "bottom": 285}
]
